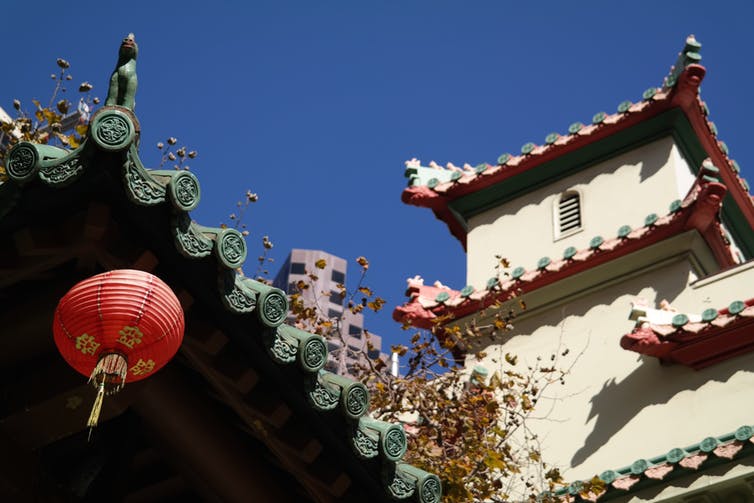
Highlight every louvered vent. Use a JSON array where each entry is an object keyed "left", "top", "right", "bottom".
[{"left": 558, "top": 193, "right": 581, "bottom": 234}]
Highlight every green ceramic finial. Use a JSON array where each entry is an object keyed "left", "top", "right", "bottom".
[{"left": 105, "top": 33, "right": 138, "bottom": 110}]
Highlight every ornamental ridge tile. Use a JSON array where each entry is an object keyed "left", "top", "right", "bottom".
[
  {"left": 400, "top": 36, "right": 754, "bottom": 251},
  {"left": 554, "top": 424, "right": 754, "bottom": 501}
]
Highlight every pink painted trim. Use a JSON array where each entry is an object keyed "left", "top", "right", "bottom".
[
  {"left": 713, "top": 442, "right": 743, "bottom": 460},
  {"left": 621, "top": 302, "right": 754, "bottom": 369},
  {"left": 644, "top": 464, "right": 674, "bottom": 480},
  {"left": 611, "top": 475, "right": 641, "bottom": 491},
  {"left": 678, "top": 453, "right": 708, "bottom": 470}
]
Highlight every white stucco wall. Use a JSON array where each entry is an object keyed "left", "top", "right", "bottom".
[
  {"left": 466, "top": 136, "right": 696, "bottom": 288},
  {"left": 465, "top": 253, "right": 754, "bottom": 482}
]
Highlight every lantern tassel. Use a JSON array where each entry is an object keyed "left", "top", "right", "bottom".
[{"left": 87, "top": 381, "right": 106, "bottom": 439}]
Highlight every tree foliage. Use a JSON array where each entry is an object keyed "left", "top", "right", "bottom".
[
  {"left": 0, "top": 57, "right": 98, "bottom": 180},
  {"left": 288, "top": 255, "right": 572, "bottom": 502}
]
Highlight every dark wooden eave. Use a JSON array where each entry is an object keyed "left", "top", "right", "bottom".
[{"left": 0, "top": 107, "right": 438, "bottom": 502}]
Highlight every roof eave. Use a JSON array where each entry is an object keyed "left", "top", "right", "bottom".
[{"left": 400, "top": 64, "right": 754, "bottom": 256}]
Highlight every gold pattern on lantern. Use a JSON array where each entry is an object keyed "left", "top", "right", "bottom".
[
  {"left": 117, "top": 326, "right": 144, "bottom": 348},
  {"left": 75, "top": 333, "right": 100, "bottom": 355},
  {"left": 130, "top": 358, "right": 155, "bottom": 376}
]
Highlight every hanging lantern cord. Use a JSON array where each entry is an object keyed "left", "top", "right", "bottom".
[
  {"left": 86, "top": 353, "right": 128, "bottom": 439},
  {"left": 87, "top": 381, "right": 106, "bottom": 440}
]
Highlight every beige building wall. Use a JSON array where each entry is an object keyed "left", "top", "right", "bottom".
[
  {"left": 463, "top": 245, "right": 754, "bottom": 483},
  {"left": 466, "top": 136, "right": 697, "bottom": 288}
]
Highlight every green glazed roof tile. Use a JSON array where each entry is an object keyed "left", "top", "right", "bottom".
[
  {"left": 729, "top": 300, "right": 746, "bottom": 315},
  {"left": 434, "top": 291, "right": 450, "bottom": 303},
  {"left": 568, "top": 121, "right": 584, "bottom": 134},
  {"left": 699, "top": 436, "right": 718, "bottom": 452},
  {"left": 599, "top": 470, "right": 619, "bottom": 484},
  {"left": 497, "top": 153, "right": 511, "bottom": 165},
  {"left": 671, "top": 313, "right": 689, "bottom": 328},
  {"left": 630, "top": 459, "right": 649, "bottom": 475},
  {"left": 735, "top": 425, "right": 753, "bottom": 441},
  {"left": 701, "top": 308, "right": 718, "bottom": 322},
  {"left": 617, "top": 225, "right": 632, "bottom": 238},
  {"left": 521, "top": 142, "right": 536, "bottom": 155},
  {"left": 665, "top": 447, "right": 686, "bottom": 464},
  {"left": 592, "top": 112, "right": 607, "bottom": 124}
]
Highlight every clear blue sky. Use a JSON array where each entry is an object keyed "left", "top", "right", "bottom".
[{"left": 4, "top": 1, "right": 753, "bottom": 353}]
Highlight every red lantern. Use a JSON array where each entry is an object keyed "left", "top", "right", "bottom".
[{"left": 53, "top": 269, "right": 184, "bottom": 431}]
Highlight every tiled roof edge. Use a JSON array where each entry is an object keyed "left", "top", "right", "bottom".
[
  {"left": 621, "top": 296, "right": 754, "bottom": 369},
  {"left": 394, "top": 172, "right": 735, "bottom": 335},
  {"left": 1, "top": 106, "right": 441, "bottom": 502},
  {"left": 551, "top": 424, "right": 754, "bottom": 502}
]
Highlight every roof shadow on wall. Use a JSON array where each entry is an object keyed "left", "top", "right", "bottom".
[
  {"left": 569, "top": 263, "right": 744, "bottom": 467},
  {"left": 571, "top": 348, "right": 746, "bottom": 467}
]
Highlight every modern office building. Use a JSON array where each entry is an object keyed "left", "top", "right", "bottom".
[{"left": 273, "top": 249, "right": 386, "bottom": 376}]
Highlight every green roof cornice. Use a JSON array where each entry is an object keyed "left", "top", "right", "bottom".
[
  {"left": 446, "top": 108, "right": 754, "bottom": 258},
  {"left": 556, "top": 424, "right": 754, "bottom": 502},
  {"left": 449, "top": 109, "right": 692, "bottom": 219}
]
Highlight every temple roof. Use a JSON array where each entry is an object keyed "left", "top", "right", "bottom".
[
  {"left": 620, "top": 296, "right": 754, "bottom": 369},
  {"left": 0, "top": 43, "right": 439, "bottom": 502},
  {"left": 554, "top": 424, "right": 754, "bottom": 502},
  {"left": 394, "top": 171, "right": 735, "bottom": 348},
  {"left": 401, "top": 36, "right": 754, "bottom": 257}
]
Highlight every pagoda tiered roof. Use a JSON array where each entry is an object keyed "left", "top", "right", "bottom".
[
  {"left": 401, "top": 36, "right": 754, "bottom": 257},
  {"left": 394, "top": 170, "right": 735, "bottom": 343}
]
